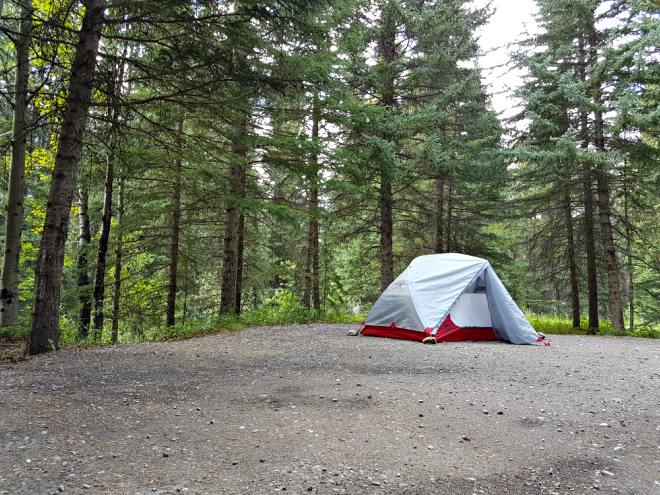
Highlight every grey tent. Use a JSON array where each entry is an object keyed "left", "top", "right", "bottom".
[{"left": 359, "top": 253, "right": 539, "bottom": 344}]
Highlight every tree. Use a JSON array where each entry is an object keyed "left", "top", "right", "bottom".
[
  {"left": 0, "top": 0, "right": 32, "bottom": 327},
  {"left": 26, "top": 0, "right": 107, "bottom": 355}
]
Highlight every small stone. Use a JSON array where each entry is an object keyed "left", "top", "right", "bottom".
[
  {"left": 57, "top": 486, "right": 64, "bottom": 493},
  {"left": 482, "top": 410, "right": 489, "bottom": 415},
  {"left": 162, "top": 452, "right": 169, "bottom": 458}
]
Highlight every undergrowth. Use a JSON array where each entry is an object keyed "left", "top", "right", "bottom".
[
  {"left": 526, "top": 313, "right": 659, "bottom": 339},
  {"left": 3, "top": 290, "right": 658, "bottom": 352}
]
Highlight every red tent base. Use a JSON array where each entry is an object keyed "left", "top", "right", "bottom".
[{"left": 360, "top": 315, "right": 497, "bottom": 343}]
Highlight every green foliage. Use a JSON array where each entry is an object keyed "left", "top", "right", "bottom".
[
  {"left": 527, "top": 313, "right": 659, "bottom": 339},
  {"left": 60, "top": 290, "right": 363, "bottom": 345}
]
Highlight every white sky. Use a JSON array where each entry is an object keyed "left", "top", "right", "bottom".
[{"left": 475, "top": 0, "right": 540, "bottom": 121}]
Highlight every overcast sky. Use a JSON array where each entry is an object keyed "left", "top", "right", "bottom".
[{"left": 475, "top": 0, "right": 540, "bottom": 120}]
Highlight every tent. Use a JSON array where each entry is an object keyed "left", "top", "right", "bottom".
[{"left": 358, "top": 253, "right": 539, "bottom": 344}]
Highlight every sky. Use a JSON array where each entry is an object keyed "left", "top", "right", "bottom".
[{"left": 475, "top": 0, "right": 540, "bottom": 120}]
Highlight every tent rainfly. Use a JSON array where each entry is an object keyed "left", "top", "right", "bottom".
[{"left": 358, "top": 253, "right": 540, "bottom": 344}]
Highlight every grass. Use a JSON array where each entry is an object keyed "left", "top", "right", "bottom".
[{"left": 526, "top": 313, "right": 660, "bottom": 339}]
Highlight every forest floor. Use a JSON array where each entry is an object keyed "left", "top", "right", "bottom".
[{"left": 0, "top": 325, "right": 659, "bottom": 495}]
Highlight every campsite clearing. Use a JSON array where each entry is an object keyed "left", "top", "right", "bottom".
[{"left": 1, "top": 324, "right": 658, "bottom": 494}]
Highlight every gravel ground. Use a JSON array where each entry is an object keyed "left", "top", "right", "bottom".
[{"left": 1, "top": 324, "right": 659, "bottom": 495}]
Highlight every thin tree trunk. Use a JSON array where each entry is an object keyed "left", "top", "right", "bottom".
[
  {"left": 562, "top": 186, "right": 581, "bottom": 328},
  {"left": 623, "top": 176, "right": 633, "bottom": 330},
  {"left": 91, "top": 155, "right": 114, "bottom": 338},
  {"left": 220, "top": 116, "right": 247, "bottom": 314},
  {"left": 594, "top": 108, "right": 624, "bottom": 330},
  {"left": 77, "top": 186, "right": 92, "bottom": 339},
  {"left": 582, "top": 165, "right": 599, "bottom": 331},
  {"left": 0, "top": 0, "right": 31, "bottom": 327},
  {"left": 446, "top": 179, "right": 453, "bottom": 252},
  {"left": 26, "top": 0, "right": 106, "bottom": 355},
  {"left": 234, "top": 212, "right": 245, "bottom": 315},
  {"left": 111, "top": 174, "right": 124, "bottom": 343},
  {"left": 304, "top": 96, "right": 321, "bottom": 310},
  {"left": 435, "top": 177, "right": 444, "bottom": 253},
  {"left": 580, "top": 101, "right": 598, "bottom": 331},
  {"left": 92, "top": 46, "right": 127, "bottom": 338},
  {"left": 378, "top": 7, "right": 396, "bottom": 292},
  {"left": 379, "top": 172, "right": 393, "bottom": 292},
  {"left": 166, "top": 117, "right": 184, "bottom": 327},
  {"left": 577, "top": 35, "right": 599, "bottom": 332}
]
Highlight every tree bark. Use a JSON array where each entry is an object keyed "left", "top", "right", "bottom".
[
  {"left": 166, "top": 117, "right": 184, "bottom": 327},
  {"left": 562, "top": 186, "right": 581, "bottom": 328},
  {"left": 0, "top": 0, "right": 31, "bottom": 327},
  {"left": 77, "top": 186, "right": 92, "bottom": 339},
  {"left": 26, "top": 0, "right": 106, "bottom": 355},
  {"left": 111, "top": 174, "right": 124, "bottom": 342},
  {"left": 594, "top": 108, "right": 624, "bottom": 331},
  {"left": 220, "top": 115, "right": 248, "bottom": 314}
]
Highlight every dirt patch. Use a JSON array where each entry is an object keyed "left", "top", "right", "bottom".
[{"left": 1, "top": 325, "right": 658, "bottom": 494}]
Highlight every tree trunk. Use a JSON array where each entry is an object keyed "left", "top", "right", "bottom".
[
  {"left": 304, "top": 96, "right": 321, "bottom": 310},
  {"left": 111, "top": 174, "right": 124, "bottom": 343},
  {"left": 234, "top": 212, "right": 245, "bottom": 315},
  {"left": 379, "top": 171, "right": 393, "bottom": 292},
  {"left": 26, "top": 0, "right": 106, "bottom": 355},
  {"left": 77, "top": 186, "right": 92, "bottom": 339},
  {"left": 576, "top": 35, "right": 599, "bottom": 332},
  {"left": 92, "top": 46, "right": 127, "bottom": 339},
  {"left": 623, "top": 177, "right": 633, "bottom": 330},
  {"left": 562, "top": 186, "right": 580, "bottom": 328},
  {"left": 91, "top": 154, "right": 114, "bottom": 338},
  {"left": 435, "top": 177, "right": 444, "bottom": 253},
  {"left": 579, "top": 97, "right": 598, "bottom": 331},
  {"left": 446, "top": 179, "right": 453, "bottom": 252},
  {"left": 378, "top": 6, "right": 396, "bottom": 293},
  {"left": 582, "top": 163, "right": 599, "bottom": 332},
  {"left": 166, "top": 118, "right": 184, "bottom": 327},
  {"left": 220, "top": 116, "right": 248, "bottom": 314},
  {"left": 0, "top": 0, "right": 31, "bottom": 327},
  {"left": 594, "top": 110, "right": 624, "bottom": 330}
]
